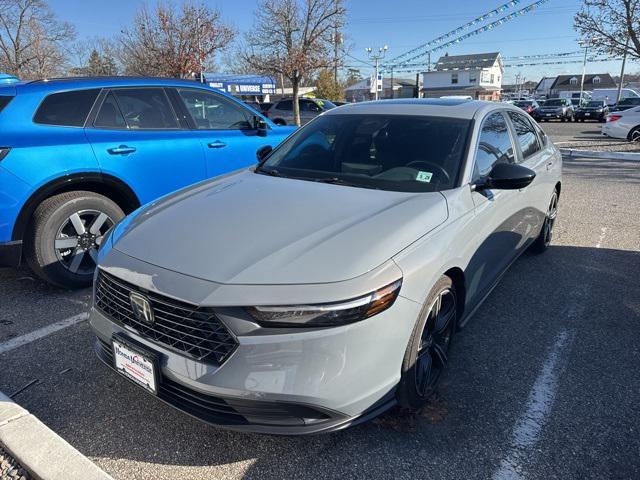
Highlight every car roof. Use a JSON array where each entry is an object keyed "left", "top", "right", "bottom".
[
  {"left": 15, "top": 76, "right": 223, "bottom": 94},
  {"left": 326, "top": 98, "right": 508, "bottom": 120}
]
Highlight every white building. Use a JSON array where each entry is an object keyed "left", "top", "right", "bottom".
[{"left": 421, "top": 52, "right": 503, "bottom": 101}]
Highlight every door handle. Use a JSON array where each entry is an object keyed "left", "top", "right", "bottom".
[
  {"left": 546, "top": 161, "right": 553, "bottom": 171},
  {"left": 107, "top": 145, "right": 136, "bottom": 155},
  {"left": 208, "top": 141, "right": 227, "bottom": 149}
]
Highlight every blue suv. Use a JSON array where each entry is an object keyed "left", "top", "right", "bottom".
[{"left": 0, "top": 77, "right": 295, "bottom": 288}]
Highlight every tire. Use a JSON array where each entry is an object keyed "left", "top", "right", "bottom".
[
  {"left": 397, "top": 276, "right": 457, "bottom": 410},
  {"left": 273, "top": 118, "right": 287, "bottom": 126},
  {"left": 530, "top": 189, "right": 559, "bottom": 254},
  {"left": 24, "top": 191, "right": 125, "bottom": 289},
  {"left": 628, "top": 126, "right": 640, "bottom": 142}
]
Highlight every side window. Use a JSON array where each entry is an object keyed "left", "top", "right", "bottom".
[
  {"left": 277, "top": 100, "right": 292, "bottom": 111},
  {"left": 508, "top": 112, "right": 541, "bottom": 160},
  {"left": 301, "top": 100, "right": 321, "bottom": 112},
  {"left": 111, "top": 88, "right": 178, "bottom": 130},
  {"left": 474, "top": 112, "right": 514, "bottom": 180},
  {"left": 176, "top": 88, "right": 252, "bottom": 130},
  {"left": 94, "top": 92, "right": 126, "bottom": 129},
  {"left": 33, "top": 89, "right": 100, "bottom": 127}
]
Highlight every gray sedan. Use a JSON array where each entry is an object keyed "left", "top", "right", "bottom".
[{"left": 90, "top": 99, "right": 562, "bottom": 434}]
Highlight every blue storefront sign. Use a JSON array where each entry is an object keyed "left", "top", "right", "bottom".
[{"left": 203, "top": 74, "right": 276, "bottom": 96}]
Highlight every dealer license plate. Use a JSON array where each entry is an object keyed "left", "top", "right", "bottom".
[
  {"left": 585, "top": 113, "right": 591, "bottom": 116},
  {"left": 112, "top": 336, "right": 158, "bottom": 394},
  {"left": 546, "top": 113, "right": 552, "bottom": 116}
]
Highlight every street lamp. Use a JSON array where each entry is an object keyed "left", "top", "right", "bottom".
[{"left": 366, "top": 45, "right": 388, "bottom": 100}]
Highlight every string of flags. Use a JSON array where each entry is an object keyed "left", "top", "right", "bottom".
[{"left": 385, "top": 0, "right": 550, "bottom": 71}]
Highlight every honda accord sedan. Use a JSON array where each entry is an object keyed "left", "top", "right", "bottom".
[{"left": 90, "top": 99, "right": 562, "bottom": 434}]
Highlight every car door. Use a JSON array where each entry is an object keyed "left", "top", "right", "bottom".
[
  {"left": 506, "top": 110, "right": 555, "bottom": 238},
  {"left": 172, "top": 87, "right": 271, "bottom": 178},
  {"left": 85, "top": 87, "right": 206, "bottom": 205},
  {"left": 466, "top": 111, "right": 527, "bottom": 305}
]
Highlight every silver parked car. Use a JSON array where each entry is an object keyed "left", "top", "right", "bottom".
[
  {"left": 90, "top": 99, "right": 562, "bottom": 434},
  {"left": 265, "top": 97, "right": 336, "bottom": 125}
]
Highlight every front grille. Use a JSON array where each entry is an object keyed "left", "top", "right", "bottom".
[
  {"left": 95, "top": 270, "right": 237, "bottom": 365},
  {"left": 96, "top": 339, "right": 332, "bottom": 427}
]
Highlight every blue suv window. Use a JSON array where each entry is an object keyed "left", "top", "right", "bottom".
[
  {"left": 0, "top": 96, "right": 12, "bottom": 112},
  {"left": 94, "top": 92, "right": 127, "bottom": 129},
  {"left": 176, "top": 88, "right": 252, "bottom": 130},
  {"left": 33, "top": 89, "right": 100, "bottom": 127},
  {"left": 108, "top": 88, "right": 178, "bottom": 130}
]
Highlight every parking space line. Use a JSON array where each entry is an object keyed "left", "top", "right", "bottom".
[
  {"left": 0, "top": 312, "right": 89, "bottom": 355},
  {"left": 492, "top": 329, "right": 575, "bottom": 480}
]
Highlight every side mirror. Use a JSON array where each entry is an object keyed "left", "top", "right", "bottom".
[
  {"left": 254, "top": 116, "right": 268, "bottom": 137},
  {"left": 474, "top": 163, "right": 536, "bottom": 191},
  {"left": 256, "top": 145, "right": 273, "bottom": 163}
]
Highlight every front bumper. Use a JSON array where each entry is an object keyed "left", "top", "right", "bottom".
[
  {"left": 0, "top": 240, "right": 22, "bottom": 268},
  {"left": 89, "top": 258, "right": 421, "bottom": 434},
  {"left": 575, "top": 112, "right": 605, "bottom": 120}
]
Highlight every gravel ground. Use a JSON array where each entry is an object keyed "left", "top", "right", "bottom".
[
  {"left": 538, "top": 120, "right": 640, "bottom": 152},
  {"left": 0, "top": 448, "right": 31, "bottom": 480}
]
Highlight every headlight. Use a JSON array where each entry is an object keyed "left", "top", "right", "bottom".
[{"left": 246, "top": 279, "right": 402, "bottom": 327}]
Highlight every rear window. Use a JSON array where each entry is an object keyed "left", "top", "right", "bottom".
[
  {"left": 0, "top": 96, "right": 13, "bottom": 112},
  {"left": 34, "top": 89, "right": 100, "bottom": 127}
]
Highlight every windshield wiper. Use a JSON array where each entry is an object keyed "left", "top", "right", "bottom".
[
  {"left": 312, "top": 177, "right": 379, "bottom": 190},
  {"left": 256, "top": 167, "right": 283, "bottom": 177}
]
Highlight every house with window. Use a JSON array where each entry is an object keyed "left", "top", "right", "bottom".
[
  {"left": 548, "top": 73, "right": 616, "bottom": 96},
  {"left": 420, "top": 52, "right": 503, "bottom": 101},
  {"left": 344, "top": 77, "right": 416, "bottom": 102}
]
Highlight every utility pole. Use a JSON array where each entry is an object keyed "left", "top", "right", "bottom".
[
  {"left": 390, "top": 67, "right": 394, "bottom": 99},
  {"left": 578, "top": 38, "right": 595, "bottom": 102},
  {"left": 427, "top": 52, "right": 431, "bottom": 72},
  {"left": 615, "top": 36, "right": 629, "bottom": 105},
  {"left": 366, "top": 45, "right": 388, "bottom": 101},
  {"left": 333, "top": 22, "right": 340, "bottom": 86},
  {"left": 197, "top": 15, "right": 204, "bottom": 83}
]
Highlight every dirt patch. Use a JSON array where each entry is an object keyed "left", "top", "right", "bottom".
[{"left": 372, "top": 392, "right": 449, "bottom": 432}]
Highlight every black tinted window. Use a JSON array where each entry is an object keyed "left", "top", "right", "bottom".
[
  {"left": 474, "top": 112, "right": 514, "bottom": 180},
  {"left": 508, "top": 112, "right": 540, "bottom": 160},
  {"left": 33, "top": 89, "right": 99, "bottom": 127},
  {"left": 0, "top": 96, "right": 12, "bottom": 112},
  {"left": 94, "top": 93, "right": 126, "bottom": 128},
  {"left": 112, "top": 88, "right": 178, "bottom": 129},
  {"left": 301, "top": 100, "right": 321, "bottom": 112},
  {"left": 177, "top": 88, "right": 252, "bottom": 130},
  {"left": 277, "top": 100, "right": 292, "bottom": 110},
  {"left": 260, "top": 114, "right": 471, "bottom": 192}
]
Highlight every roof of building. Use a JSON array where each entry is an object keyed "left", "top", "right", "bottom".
[
  {"left": 551, "top": 73, "right": 616, "bottom": 90},
  {"left": 535, "top": 77, "right": 556, "bottom": 92},
  {"left": 420, "top": 85, "right": 501, "bottom": 92},
  {"left": 434, "top": 52, "right": 501, "bottom": 71}
]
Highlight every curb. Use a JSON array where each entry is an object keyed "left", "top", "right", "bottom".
[
  {"left": 0, "top": 391, "right": 113, "bottom": 480},
  {"left": 559, "top": 148, "right": 640, "bottom": 161}
]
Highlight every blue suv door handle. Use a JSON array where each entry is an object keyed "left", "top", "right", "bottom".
[
  {"left": 108, "top": 145, "right": 137, "bottom": 155},
  {"left": 208, "top": 141, "right": 227, "bottom": 149}
]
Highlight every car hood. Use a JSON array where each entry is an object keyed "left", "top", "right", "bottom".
[{"left": 113, "top": 171, "right": 448, "bottom": 285}]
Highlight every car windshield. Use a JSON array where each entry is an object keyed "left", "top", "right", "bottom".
[
  {"left": 257, "top": 114, "right": 471, "bottom": 192},
  {"left": 586, "top": 101, "right": 604, "bottom": 108},
  {"left": 621, "top": 98, "right": 640, "bottom": 105},
  {"left": 314, "top": 99, "right": 336, "bottom": 110},
  {"left": 514, "top": 101, "right": 533, "bottom": 107},
  {"left": 544, "top": 99, "right": 564, "bottom": 107}
]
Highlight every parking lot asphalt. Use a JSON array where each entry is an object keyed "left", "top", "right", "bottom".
[
  {"left": 539, "top": 120, "right": 640, "bottom": 153},
  {"left": 1, "top": 156, "right": 639, "bottom": 480}
]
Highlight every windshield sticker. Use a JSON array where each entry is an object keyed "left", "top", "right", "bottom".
[{"left": 416, "top": 171, "right": 433, "bottom": 183}]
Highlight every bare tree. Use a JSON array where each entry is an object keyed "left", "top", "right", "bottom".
[
  {"left": 242, "top": 0, "right": 346, "bottom": 125},
  {"left": 118, "top": 2, "right": 235, "bottom": 78},
  {"left": 575, "top": 0, "right": 640, "bottom": 60},
  {"left": 0, "top": 0, "right": 75, "bottom": 79}
]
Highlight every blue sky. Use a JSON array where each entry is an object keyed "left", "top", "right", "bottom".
[{"left": 48, "top": 0, "right": 637, "bottom": 84}]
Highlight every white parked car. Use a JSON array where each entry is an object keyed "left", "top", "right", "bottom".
[{"left": 602, "top": 106, "right": 640, "bottom": 142}]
